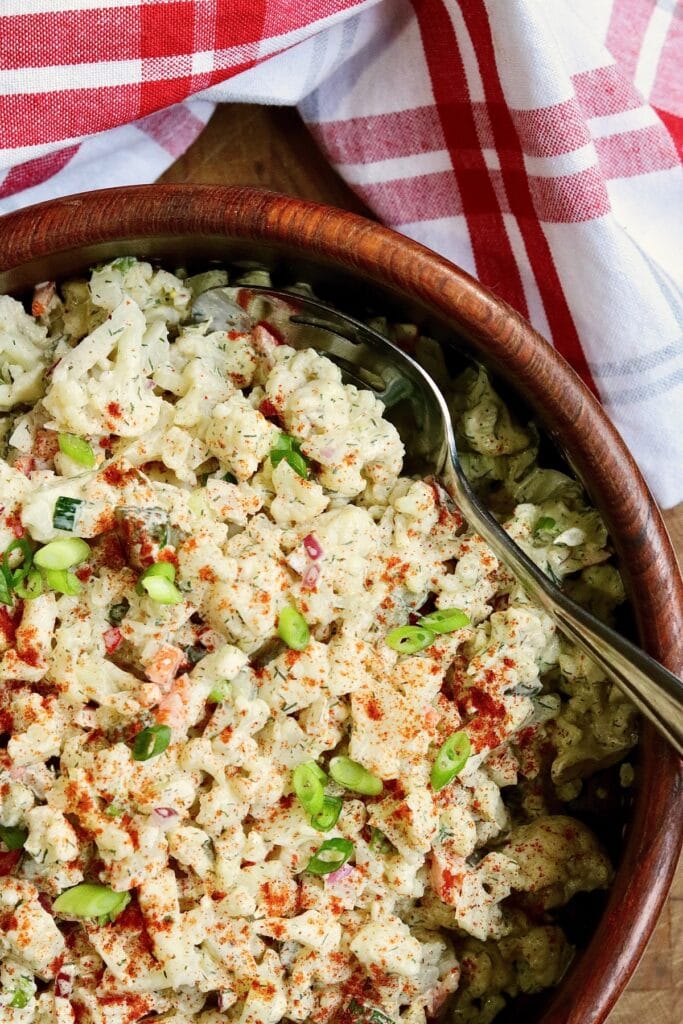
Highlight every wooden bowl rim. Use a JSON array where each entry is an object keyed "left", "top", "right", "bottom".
[{"left": 1, "top": 183, "right": 681, "bottom": 1024}]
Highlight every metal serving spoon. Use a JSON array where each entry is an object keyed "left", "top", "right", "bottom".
[{"left": 193, "top": 285, "right": 683, "bottom": 754}]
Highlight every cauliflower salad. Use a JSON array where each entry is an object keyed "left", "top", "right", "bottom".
[{"left": 0, "top": 260, "right": 637, "bottom": 1024}]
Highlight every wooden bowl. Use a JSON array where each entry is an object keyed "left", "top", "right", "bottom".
[{"left": 1, "top": 184, "right": 681, "bottom": 1024}]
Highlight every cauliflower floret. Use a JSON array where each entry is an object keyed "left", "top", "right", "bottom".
[
  {"left": 23, "top": 806, "right": 79, "bottom": 864},
  {"left": 205, "top": 393, "right": 278, "bottom": 480},
  {"left": 0, "top": 878, "right": 65, "bottom": 978},
  {"left": 43, "top": 298, "right": 162, "bottom": 436},
  {"left": 270, "top": 459, "right": 329, "bottom": 526},
  {"left": 499, "top": 816, "right": 613, "bottom": 908},
  {"left": 258, "top": 909, "right": 341, "bottom": 954},
  {"left": 0, "top": 593, "right": 57, "bottom": 682},
  {"left": 369, "top": 786, "right": 439, "bottom": 864},
  {"left": 350, "top": 914, "right": 423, "bottom": 979},
  {"left": 264, "top": 347, "right": 403, "bottom": 497},
  {"left": 89, "top": 258, "right": 191, "bottom": 325},
  {"left": 0, "top": 462, "right": 31, "bottom": 552},
  {"left": 0, "top": 295, "right": 52, "bottom": 411}
]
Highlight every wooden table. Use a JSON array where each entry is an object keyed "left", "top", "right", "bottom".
[{"left": 160, "top": 103, "right": 683, "bottom": 1024}]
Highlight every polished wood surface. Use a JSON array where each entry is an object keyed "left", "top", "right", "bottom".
[{"left": 0, "top": 104, "right": 680, "bottom": 1024}]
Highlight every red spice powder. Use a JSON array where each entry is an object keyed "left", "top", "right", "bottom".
[
  {"left": 0, "top": 606, "right": 18, "bottom": 645},
  {"left": 5, "top": 511, "right": 24, "bottom": 538},
  {"left": 102, "top": 463, "right": 136, "bottom": 487},
  {"left": 365, "top": 698, "right": 382, "bottom": 721},
  {"left": 19, "top": 647, "right": 41, "bottom": 668}
]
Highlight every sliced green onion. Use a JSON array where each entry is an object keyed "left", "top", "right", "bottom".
[
  {"left": 311, "top": 796, "right": 343, "bottom": 832},
  {"left": 308, "top": 762, "right": 328, "bottom": 784},
  {"left": 139, "top": 561, "right": 176, "bottom": 583},
  {"left": 431, "top": 730, "right": 471, "bottom": 792},
  {"left": 293, "top": 762, "right": 326, "bottom": 816},
  {"left": 207, "top": 680, "right": 231, "bottom": 704},
  {"left": 306, "top": 837, "right": 354, "bottom": 876},
  {"left": 3, "top": 538, "right": 33, "bottom": 586},
  {"left": 131, "top": 724, "right": 171, "bottom": 761},
  {"left": 14, "top": 567, "right": 44, "bottom": 600},
  {"left": 9, "top": 977, "right": 34, "bottom": 1010},
  {"left": 58, "top": 433, "right": 96, "bottom": 469},
  {"left": 137, "top": 563, "right": 182, "bottom": 604},
  {"left": 329, "top": 756, "right": 383, "bottom": 796},
  {"left": 139, "top": 575, "right": 183, "bottom": 604},
  {"left": 104, "top": 804, "right": 124, "bottom": 818},
  {"left": 277, "top": 605, "right": 310, "bottom": 651},
  {"left": 44, "top": 568, "right": 82, "bottom": 596},
  {"left": 385, "top": 624, "right": 434, "bottom": 655},
  {"left": 34, "top": 537, "right": 90, "bottom": 571},
  {"left": 0, "top": 825, "right": 28, "bottom": 850},
  {"left": 52, "top": 883, "right": 130, "bottom": 921},
  {"left": 53, "top": 496, "right": 84, "bottom": 532},
  {"left": 418, "top": 607, "right": 470, "bottom": 633}
]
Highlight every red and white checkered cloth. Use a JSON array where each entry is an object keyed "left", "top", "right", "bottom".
[{"left": 1, "top": 0, "right": 682, "bottom": 506}]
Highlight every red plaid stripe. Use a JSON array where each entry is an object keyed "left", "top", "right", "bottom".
[
  {"left": 414, "top": 0, "right": 528, "bottom": 316},
  {"left": 0, "top": 145, "right": 79, "bottom": 199},
  {"left": 349, "top": 165, "right": 612, "bottom": 226},
  {"left": 458, "top": 0, "right": 596, "bottom": 391},
  {"left": 605, "top": 0, "right": 653, "bottom": 81},
  {"left": 136, "top": 103, "right": 207, "bottom": 157}
]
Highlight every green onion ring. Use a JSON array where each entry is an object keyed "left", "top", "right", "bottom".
[
  {"left": 277, "top": 605, "right": 310, "bottom": 651},
  {"left": 58, "top": 433, "right": 96, "bottom": 469},
  {"left": 311, "top": 796, "right": 343, "bottom": 832},
  {"left": 34, "top": 537, "right": 90, "bottom": 571},
  {"left": 329, "top": 756, "right": 383, "bottom": 796},
  {"left": 385, "top": 624, "right": 434, "bottom": 655},
  {"left": 131, "top": 724, "right": 171, "bottom": 761},
  {"left": 293, "top": 762, "right": 326, "bottom": 817},
  {"left": 418, "top": 607, "right": 470, "bottom": 633},
  {"left": 3, "top": 538, "right": 33, "bottom": 586},
  {"left": 430, "top": 730, "right": 471, "bottom": 792},
  {"left": 52, "top": 883, "right": 130, "bottom": 920},
  {"left": 306, "top": 837, "right": 354, "bottom": 876}
]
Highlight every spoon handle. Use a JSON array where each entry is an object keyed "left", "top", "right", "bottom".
[{"left": 443, "top": 462, "right": 683, "bottom": 756}]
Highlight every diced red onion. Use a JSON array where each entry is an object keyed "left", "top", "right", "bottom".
[
  {"left": 103, "top": 627, "right": 122, "bottom": 654},
  {"left": 217, "top": 991, "right": 232, "bottom": 1012},
  {"left": 303, "top": 534, "right": 323, "bottom": 560},
  {"left": 325, "top": 863, "right": 354, "bottom": 886},
  {"left": 55, "top": 966, "right": 74, "bottom": 999},
  {"left": 259, "top": 399, "right": 279, "bottom": 419},
  {"left": 151, "top": 807, "right": 178, "bottom": 829},
  {"left": 319, "top": 446, "right": 338, "bottom": 461},
  {"left": 301, "top": 564, "right": 320, "bottom": 590}
]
